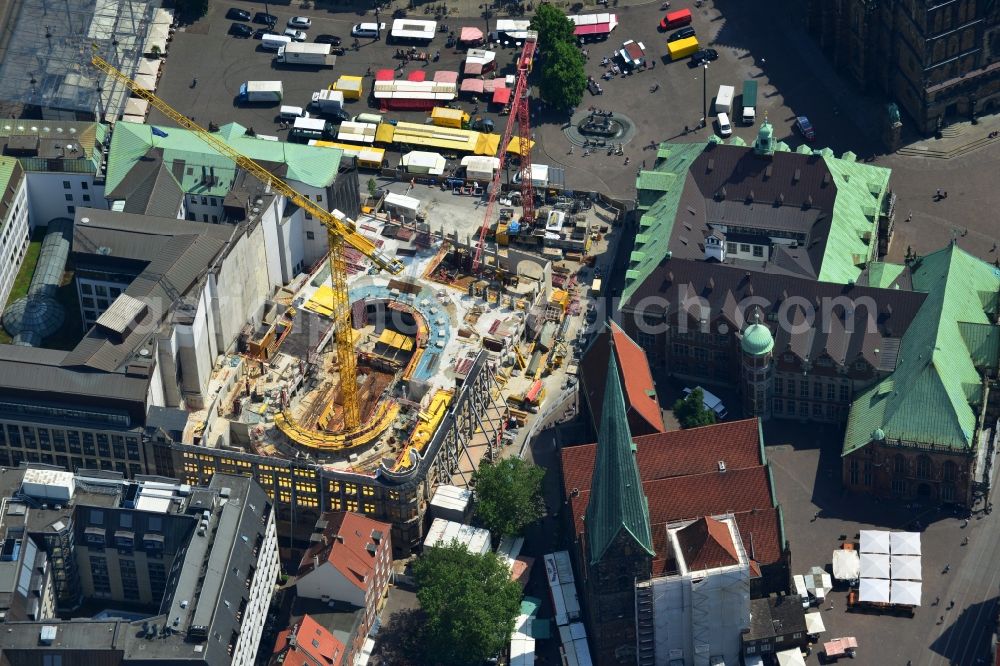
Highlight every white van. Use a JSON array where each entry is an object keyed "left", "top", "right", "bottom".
[
  {"left": 353, "top": 112, "right": 384, "bottom": 125},
  {"left": 261, "top": 34, "right": 292, "bottom": 51},
  {"left": 716, "top": 112, "right": 733, "bottom": 137},
  {"left": 279, "top": 105, "right": 308, "bottom": 121},
  {"left": 682, "top": 386, "right": 728, "bottom": 419},
  {"left": 351, "top": 22, "right": 386, "bottom": 38}
]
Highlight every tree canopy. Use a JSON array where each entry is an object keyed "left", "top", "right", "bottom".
[
  {"left": 672, "top": 388, "right": 718, "bottom": 429},
  {"left": 413, "top": 543, "right": 522, "bottom": 666},
  {"left": 538, "top": 39, "right": 587, "bottom": 113},
  {"left": 530, "top": 3, "right": 576, "bottom": 52},
  {"left": 472, "top": 457, "right": 546, "bottom": 537}
]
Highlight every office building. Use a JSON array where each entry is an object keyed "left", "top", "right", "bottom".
[
  {"left": 0, "top": 157, "right": 29, "bottom": 309},
  {"left": 0, "top": 466, "right": 279, "bottom": 666}
]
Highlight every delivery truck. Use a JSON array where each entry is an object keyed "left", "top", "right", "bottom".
[
  {"left": 714, "top": 84, "right": 735, "bottom": 114},
  {"left": 277, "top": 43, "right": 336, "bottom": 67},
  {"left": 238, "top": 81, "right": 283, "bottom": 104},
  {"left": 667, "top": 36, "right": 699, "bottom": 61},
  {"left": 311, "top": 89, "right": 345, "bottom": 113},
  {"left": 742, "top": 80, "right": 758, "bottom": 125}
]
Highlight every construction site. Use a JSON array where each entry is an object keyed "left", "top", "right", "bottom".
[{"left": 99, "top": 34, "right": 624, "bottom": 554}]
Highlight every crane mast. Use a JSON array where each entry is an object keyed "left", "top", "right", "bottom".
[
  {"left": 90, "top": 48, "right": 403, "bottom": 432},
  {"left": 472, "top": 32, "right": 537, "bottom": 273}
]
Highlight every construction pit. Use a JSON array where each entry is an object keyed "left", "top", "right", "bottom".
[{"left": 180, "top": 184, "right": 620, "bottom": 481}]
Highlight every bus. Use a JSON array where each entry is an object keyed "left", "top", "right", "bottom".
[{"left": 309, "top": 140, "right": 386, "bottom": 170}]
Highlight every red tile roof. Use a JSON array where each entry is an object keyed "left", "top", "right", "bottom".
[
  {"left": 271, "top": 614, "right": 345, "bottom": 666},
  {"left": 676, "top": 517, "right": 740, "bottom": 571},
  {"left": 581, "top": 323, "right": 666, "bottom": 436},
  {"left": 562, "top": 418, "right": 764, "bottom": 495},
  {"left": 297, "top": 511, "right": 390, "bottom": 592},
  {"left": 562, "top": 418, "right": 783, "bottom": 572}
]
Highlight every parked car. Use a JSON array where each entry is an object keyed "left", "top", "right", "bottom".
[
  {"left": 227, "top": 8, "right": 251, "bottom": 21},
  {"left": 690, "top": 48, "right": 719, "bottom": 66},
  {"left": 667, "top": 26, "right": 696, "bottom": 42},
  {"left": 253, "top": 11, "right": 277, "bottom": 25},
  {"left": 795, "top": 115, "right": 816, "bottom": 141},
  {"left": 229, "top": 22, "right": 253, "bottom": 37},
  {"left": 314, "top": 34, "right": 342, "bottom": 45},
  {"left": 284, "top": 28, "right": 307, "bottom": 41},
  {"left": 287, "top": 16, "right": 312, "bottom": 28},
  {"left": 318, "top": 108, "right": 352, "bottom": 124},
  {"left": 253, "top": 27, "right": 270, "bottom": 39}
]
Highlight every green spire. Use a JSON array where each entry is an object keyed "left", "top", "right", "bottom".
[
  {"left": 585, "top": 349, "right": 655, "bottom": 564},
  {"left": 753, "top": 113, "right": 775, "bottom": 157}
]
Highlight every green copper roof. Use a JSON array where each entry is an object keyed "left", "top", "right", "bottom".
[
  {"left": 741, "top": 321, "right": 774, "bottom": 356},
  {"left": 585, "top": 352, "right": 655, "bottom": 564},
  {"left": 624, "top": 142, "right": 706, "bottom": 304},
  {"left": 815, "top": 154, "right": 890, "bottom": 284},
  {"left": 105, "top": 122, "right": 343, "bottom": 196},
  {"left": 844, "top": 243, "right": 1000, "bottom": 455},
  {"left": 864, "top": 261, "right": 907, "bottom": 289}
]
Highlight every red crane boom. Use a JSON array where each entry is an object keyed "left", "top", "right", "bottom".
[{"left": 472, "top": 32, "right": 538, "bottom": 274}]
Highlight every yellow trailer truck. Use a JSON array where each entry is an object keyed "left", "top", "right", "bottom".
[
  {"left": 667, "top": 36, "right": 700, "bottom": 61},
  {"left": 431, "top": 106, "right": 471, "bottom": 129}
]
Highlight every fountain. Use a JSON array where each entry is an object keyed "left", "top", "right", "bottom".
[{"left": 577, "top": 110, "right": 625, "bottom": 138}]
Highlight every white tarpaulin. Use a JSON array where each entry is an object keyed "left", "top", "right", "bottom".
[
  {"left": 859, "top": 577, "right": 891, "bottom": 603},
  {"left": 890, "top": 531, "right": 921, "bottom": 556},
  {"left": 860, "top": 530, "right": 891, "bottom": 554},
  {"left": 890, "top": 579, "right": 922, "bottom": 606},
  {"left": 832, "top": 549, "right": 860, "bottom": 581},
  {"left": 123, "top": 98, "right": 149, "bottom": 118},
  {"left": 804, "top": 612, "right": 826, "bottom": 635},
  {"left": 890, "top": 555, "right": 922, "bottom": 581},
  {"left": 776, "top": 648, "right": 807, "bottom": 666},
  {"left": 138, "top": 58, "right": 161, "bottom": 77},
  {"left": 859, "top": 552, "right": 890, "bottom": 579}
]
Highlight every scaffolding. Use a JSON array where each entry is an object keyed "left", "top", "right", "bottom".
[{"left": 0, "top": 0, "right": 158, "bottom": 119}]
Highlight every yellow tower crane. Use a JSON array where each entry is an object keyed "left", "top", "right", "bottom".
[{"left": 90, "top": 49, "right": 404, "bottom": 431}]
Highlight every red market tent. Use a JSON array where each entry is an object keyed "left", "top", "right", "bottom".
[
  {"left": 492, "top": 86, "right": 511, "bottom": 105},
  {"left": 460, "top": 78, "right": 484, "bottom": 93},
  {"left": 433, "top": 70, "right": 459, "bottom": 83},
  {"left": 465, "top": 61, "right": 484, "bottom": 76},
  {"left": 406, "top": 70, "right": 427, "bottom": 82},
  {"left": 459, "top": 26, "right": 484, "bottom": 43},
  {"left": 375, "top": 69, "right": 395, "bottom": 81}
]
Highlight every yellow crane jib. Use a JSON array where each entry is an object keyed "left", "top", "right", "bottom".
[{"left": 89, "top": 48, "right": 404, "bottom": 432}]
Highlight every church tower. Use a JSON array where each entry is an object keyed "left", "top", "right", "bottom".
[
  {"left": 752, "top": 114, "right": 776, "bottom": 158},
  {"left": 582, "top": 348, "right": 655, "bottom": 665}
]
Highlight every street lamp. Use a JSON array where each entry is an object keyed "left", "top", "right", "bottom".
[{"left": 702, "top": 62, "right": 709, "bottom": 129}]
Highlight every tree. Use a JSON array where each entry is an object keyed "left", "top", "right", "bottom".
[
  {"left": 672, "top": 388, "right": 718, "bottom": 429},
  {"left": 538, "top": 40, "right": 587, "bottom": 113},
  {"left": 413, "top": 543, "right": 522, "bottom": 666},
  {"left": 529, "top": 3, "right": 576, "bottom": 52},
  {"left": 367, "top": 177, "right": 378, "bottom": 197},
  {"left": 472, "top": 457, "right": 545, "bottom": 537}
]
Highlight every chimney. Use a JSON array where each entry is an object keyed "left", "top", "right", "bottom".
[{"left": 313, "top": 554, "right": 319, "bottom": 569}]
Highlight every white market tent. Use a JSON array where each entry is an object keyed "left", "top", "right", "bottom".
[
  {"left": 776, "top": 648, "right": 808, "bottom": 666},
  {"left": 859, "top": 552, "right": 891, "bottom": 579},
  {"left": 890, "top": 531, "right": 921, "bottom": 556},
  {"left": 859, "top": 577, "right": 891, "bottom": 603},
  {"left": 804, "top": 612, "right": 826, "bottom": 635},
  {"left": 890, "top": 554, "right": 922, "bottom": 581},
  {"left": 832, "top": 549, "right": 860, "bottom": 581},
  {"left": 401, "top": 151, "right": 446, "bottom": 175},
  {"left": 804, "top": 566, "right": 833, "bottom": 599},
  {"left": 860, "top": 530, "right": 891, "bottom": 554},
  {"left": 890, "top": 579, "right": 922, "bottom": 606}
]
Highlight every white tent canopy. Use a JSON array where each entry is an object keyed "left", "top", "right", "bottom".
[
  {"left": 804, "top": 567, "right": 832, "bottom": 599},
  {"left": 804, "top": 612, "right": 826, "bottom": 635},
  {"left": 890, "top": 531, "right": 921, "bottom": 556},
  {"left": 859, "top": 577, "right": 891, "bottom": 603},
  {"left": 890, "top": 555, "right": 922, "bottom": 581},
  {"left": 776, "top": 648, "right": 808, "bottom": 666},
  {"left": 859, "top": 552, "right": 890, "bottom": 579},
  {"left": 860, "top": 530, "right": 891, "bottom": 554},
  {"left": 832, "top": 549, "right": 860, "bottom": 581},
  {"left": 890, "top": 579, "right": 922, "bottom": 606}
]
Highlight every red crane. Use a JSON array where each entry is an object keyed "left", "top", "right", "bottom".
[{"left": 472, "top": 32, "right": 538, "bottom": 274}]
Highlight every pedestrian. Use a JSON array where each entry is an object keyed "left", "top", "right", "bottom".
[
  {"left": 191, "top": 77, "right": 198, "bottom": 88},
  {"left": 936, "top": 188, "right": 943, "bottom": 199},
  {"left": 944, "top": 191, "right": 949, "bottom": 198},
  {"left": 568, "top": 146, "right": 573, "bottom": 155},
  {"left": 938, "top": 615, "right": 944, "bottom": 624},
  {"left": 933, "top": 596, "right": 940, "bottom": 605},
  {"left": 906, "top": 210, "right": 912, "bottom": 222},
  {"left": 641, "top": 160, "right": 646, "bottom": 169},
  {"left": 683, "top": 125, "right": 689, "bottom": 134}
]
